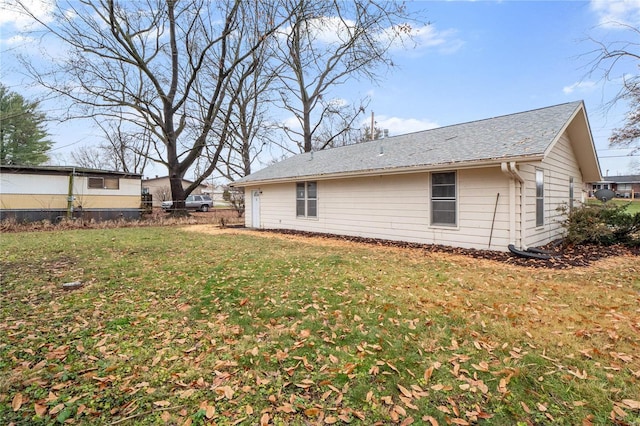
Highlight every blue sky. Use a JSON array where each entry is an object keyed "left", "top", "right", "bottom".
[{"left": 1, "top": 0, "right": 639, "bottom": 178}]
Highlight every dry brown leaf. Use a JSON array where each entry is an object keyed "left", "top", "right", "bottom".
[
  {"left": 520, "top": 401, "right": 531, "bottom": 414},
  {"left": 260, "top": 412, "right": 270, "bottom": 425},
  {"left": 422, "top": 415, "right": 439, "bottom": 426},
  {"left": 397, "top": 384, "right": 412, "bottom": 399},
  {"left": 34, "top": 403, "right": 47, "bottom": 417},
  {"left": 622, "top": 399, "right": 640, "bottom": 410},
  {"left": 472, "top": 361, "right": 489, "bottom": 372},
  {"left": 12, "top": 393, "right": 23, "bottom": 411},
  {"left": 246, "top": 405, "right": 254, "bottom": 415},
  {"left": 324, "top": 416, "right": 338, "bottom": 424},
  {"left": 424, "top": 366, "right": 434, "bottom": 383},
  {"left": 537, "top": 402, "right": 548, "bottom": 412},
  {"left": 276, "top": 404, "right": 296, "bottom": 413},
  {"left": 160, "top": 410, "right": 172, "bottom": 423},
  {"left": 400, "top": 417, "right": 415, "bottom": 426},
  {"left": 49, "top": 403, "right": 65, "bottom": 415},
  {"left": 450, "top": 419, "right": 470, "bottom": 425},
  {"left": 304, "top": 407, "right": 322, "bottom": 417},
  {"left": 205, "top": 405, "right": 215, "bottom": 419},
  {"left": 394, "top": 404, "right": 407, "bottom": 416},
  {"left": 154, "top": 400, "right": 171, "bottom": 407},
  {"left": 612, "top": 405, "right": 628, "bottom": 418}
]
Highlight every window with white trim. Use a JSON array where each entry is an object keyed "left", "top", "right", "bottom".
[
  {"left": 569, "top": 177, "right": 574, "bottom": 211},
  {"left": 431, "top": 171, "right": 456, "bottom": 226},
  {"left": 296, "top": 182, "right": 317, "bottom": 217},
  {"left": 536, "top": 169, "right": 544, "bottom": 227}
]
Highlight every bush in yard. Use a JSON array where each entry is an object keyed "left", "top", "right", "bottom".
[{"left": 560, "top": 202, "right": 640, "bottom": 246}]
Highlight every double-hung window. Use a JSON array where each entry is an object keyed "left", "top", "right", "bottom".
[
  {"left": 431, "top": 172, "right": 456, "bottom": 226},
  {"left": 536, "top": 169, "right": 544, "bottom": 227},
  {"left": 296, "top": 182, "right": 317, "bottom": 218}
]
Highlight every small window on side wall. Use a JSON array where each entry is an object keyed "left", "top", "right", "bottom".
[
  {"left": 536, "top": 169, "right": 544, "bottom": 227},
  {"left": 431, "top": 171, "right": 456, "bottom": 226},
  {"left": 88, "top": 176, "right": 120, "bottom": 190},
  {"left": 296, "top": 181, "right": 317, "bottom": 218}
]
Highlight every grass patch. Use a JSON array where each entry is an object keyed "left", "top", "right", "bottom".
[
  {"left": 587, "top": 198, "right": 640, "bottom": 215},
  {"left": 1, "top": 226, "right": 639, "bottom": 425}
]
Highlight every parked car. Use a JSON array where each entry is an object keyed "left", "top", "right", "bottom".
[{"left": 162, "top": 194, "right": 213, "bottom": 212}]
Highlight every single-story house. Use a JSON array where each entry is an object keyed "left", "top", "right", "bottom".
[
  {"left": 589, "top": 175, "right": 640, "bottom": 199},
  {"left": 232, "top": 101, "right": 601, "bottom": 252},
  {"left": 142, "top": 176, "right": 211, "bottom": 207},
  {"left": 0, "top": 165, "right": 142, "bottom": 222}
]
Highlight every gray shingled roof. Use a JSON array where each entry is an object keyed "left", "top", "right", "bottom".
[{"left": 235, "top": 101, "right": 583, "bottom": 185}]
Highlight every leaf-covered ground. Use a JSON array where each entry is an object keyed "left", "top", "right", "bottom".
[{"left": 1, "top": 226, "right": 639, "bottom": 425}]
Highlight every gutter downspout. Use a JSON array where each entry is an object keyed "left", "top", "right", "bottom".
[
  {"left": 501, "top": 162, "right": 526, "bottom": 250},
  {"left": 67, "top": 167, "right": 75, "bottom": 219}
]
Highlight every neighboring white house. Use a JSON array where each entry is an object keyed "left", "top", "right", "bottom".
[
  {"left": 232, "top": 101, "right": 602, "bottom": 252},
  {"left": 0, "top": 165, "right": 142, "bottom": 222}
]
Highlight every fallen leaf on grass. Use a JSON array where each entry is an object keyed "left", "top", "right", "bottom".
[
  {"left": 260, "top": 412, "right": 270, "bottom": 425},
  {"left": 12, "top": 393, "right": 23, "bottom": 411},
  {"left": 154, "top": 400, "right": 171, "bottom": 407},
  {"left": 397, "top": 384, "right": 412, "bottom": 398},
  {"left": 304, "top": 407, "right": 322, "bottom": 417},
  {"left": 34, "top": 403, "right": 47, "bottom": 417},
  {"left": 422, "top": 415, "right": 439, "bottom": 426},
  {"left": 276, "top": 404, "right": 296, "bottom": 413},
  {"left": 49, "top": 403, "right": 65, "bottom": 415},
  {"left": 424, "top": 366, "right": 434, "bottom": 383},
  {"left": 621, "top": 399, "right": 640, "bottom": 410}
]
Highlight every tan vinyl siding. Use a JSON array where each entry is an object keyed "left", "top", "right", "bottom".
[
  {"left": 246, "top": 167, "right": 514, "bottom": 251},
  {"left": 0, "top": 194, "right": 141, "bottom": 209},
  {"left": 1, "top": 172, "right": 142, "bottom": 210},
  {"left": 525, "top": 132, "right": 583, "bottom": 247}
]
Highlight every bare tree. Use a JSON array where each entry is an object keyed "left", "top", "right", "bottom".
[
  {"left": 588, "top": 23, "right": 640, "bottom": 153},
  {"left": 215, "top": 8, "right": 281, "bottom": 181},
  {"left": 273, "top": 0, "right": 424, "bottom": 153},
  {"left": 13, "top": 0, "right": 290, "bottom": 211},
  {"left": 72, "top": 117, "right": 151, "bottom": 173},
  {"left": 71, "top": 145, "right": 109, "bottom": 170}
]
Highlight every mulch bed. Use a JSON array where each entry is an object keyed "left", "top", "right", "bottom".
[{"left": 259, "top": 229, "right": 639, "bottom": 269}]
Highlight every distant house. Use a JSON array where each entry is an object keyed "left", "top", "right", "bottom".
[
  {"left": 0, "top": 165, "right": 142, "bottom": 222},
  {"left": 233, "top": 101, "right": 601, "bottom": 252},
  {"left": 590, "top": 175, "right": 640, "bottom": 199},
  {"left": 142, "top": 176, "right": 209, "bottom": 208}
]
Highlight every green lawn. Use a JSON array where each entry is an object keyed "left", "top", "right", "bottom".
[
  {"left": 1, "top": 227, "right": 639, "bottom": 425},
  {"left": 587, "top": 198, "right": 640, "bottom": 214}
]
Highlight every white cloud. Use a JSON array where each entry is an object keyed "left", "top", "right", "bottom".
[
  {"left": 562, "top": 80, "right": 598, "bottom": 94},
  {"left": 409, "top": 25, "right": 464, "bottom": 54},
  {"left": 368, "top": 115, "right": 439, "bottom": 135},
  {"left": 590, "top": 0, "right": 640, "bottom": 28},
  {"left": 278, "top": 14, "right": 462, "bottom": 56},
  {"left": 0, "top": 0, "right": 54, "bottom": 30}
]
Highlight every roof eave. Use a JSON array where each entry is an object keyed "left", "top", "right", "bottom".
[{"left": 231, "top": 155, "right": 545, "bottom": 187}]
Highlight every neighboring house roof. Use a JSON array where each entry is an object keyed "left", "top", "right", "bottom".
[
  {"left": 0, "top": 164, "right": 141, "bottom": 178},
  {"left": 143, "top": 175, "right": 207, "bottom": 187},
  {"left": 235, "top": 101, "right": 601, "bottom": 186},
  {"left": 602, "top": 175, "right": 640, "bottom": 183}
]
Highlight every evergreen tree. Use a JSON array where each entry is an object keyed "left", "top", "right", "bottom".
[{"left": 0, "top": 84, "right": 52, "bottom": 165}]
